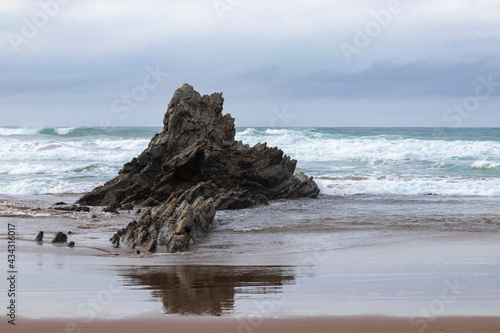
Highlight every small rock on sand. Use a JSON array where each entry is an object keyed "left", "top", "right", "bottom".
[
  {"left": 35, "top": 231, "right": 44, "bottom": 242},
  {"left": 51, "top": 232, "right": 68, "bottom": 243}
]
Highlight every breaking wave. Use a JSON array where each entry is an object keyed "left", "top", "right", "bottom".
[{"left": 1, "top": 126, "right": 499, "bottom": 196}]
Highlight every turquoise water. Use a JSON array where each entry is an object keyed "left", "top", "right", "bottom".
[
  {"left": 0, "top": 126, "right": 499, "bottom": 196},
  {"left": 237, "top": 127, "right": 500, "bottom": 196}
]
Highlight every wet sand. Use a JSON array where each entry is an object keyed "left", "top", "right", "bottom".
[
  {"left": 4, "top": 316, "right": 500, "bottom": 333},
  {"left": 8, "top": 236, "right": 500, "bottom": 320},
  {"left": 1, "top": 195, "right": 500, "bottom": 331}
]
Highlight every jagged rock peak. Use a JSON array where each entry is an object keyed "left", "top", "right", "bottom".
[
  {"left": 160, "top": 83, "right": 235, "bottom": 147},
  {"left": 78, "top": 84, "right": 320, "bottom": 253}
]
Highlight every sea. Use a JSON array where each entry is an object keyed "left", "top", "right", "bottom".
[
  {"left": 1, "top": 126, "right": 499, "bottom": 319},
  {"left": 1, "top": 126, "right": 500, "bottom": 197}
]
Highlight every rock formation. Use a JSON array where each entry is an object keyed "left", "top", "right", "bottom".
[
  {"left": 51, "top": 232, "right": 68, "bottom": 243},
  {"left": 78, "top": 84, "right": 319, "bottom": 253},
  {"left": 52, "top": 204, "right": 90, "bottom": 212},
  {"left": 35, "top": 231, "right": 44, "bottom": 242}
]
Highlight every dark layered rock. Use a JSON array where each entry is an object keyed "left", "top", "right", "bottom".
[
  {"left": 110, "top": 233, "right": 120, "bottom": 248},
  {"left": 121, "top": 203, "right": 134, "bottom": 211},
  {"left": 52, "top": 205, "right": 90, "bottom": 212},
  {"left": 35, "top": 231, "right": 44, "bottom": 242},
  {"left": 51, "top": 232, "right": 68, "bottom": 243},
  {"left": 80, "top": 84, "right": 319, "bottom": 253},
  {"left": 103, "top": 201, "right": 120, "bottom": 214}
]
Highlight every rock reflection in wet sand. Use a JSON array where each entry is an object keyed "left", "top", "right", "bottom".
[{"left": 121, "top": 265, "right": 295, "bottom": 316}]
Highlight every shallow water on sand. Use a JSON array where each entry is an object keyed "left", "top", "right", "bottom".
[
  {"left": 1, "top": 194, "right": 499, "bottom": 320},
  {"left": 11, "top": 236, "right": 500, "bottom": 320}
]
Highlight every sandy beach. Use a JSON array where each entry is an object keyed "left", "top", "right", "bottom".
[
  {"left": 4, "top": 316, "right": 500, "bottom": 333},
  {"left": 2, "top": 192, "right": 500, "bottom": 326},
  {"left": 2, "top": 197, "right": 499, "bottom": 332}
]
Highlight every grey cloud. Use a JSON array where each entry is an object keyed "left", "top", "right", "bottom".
[
  {"left": 212, "top": 57, "right": 500, "bottom": 102},
  {"left": 1, "top": 1, "right": 500, "bottom": 127},
  {"left": 292, "top": 57, "right": 500, "bottom": 99}
]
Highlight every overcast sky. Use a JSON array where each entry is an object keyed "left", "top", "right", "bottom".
[{"left": 1, "top": 0, "right": 500, "bottom": 127}]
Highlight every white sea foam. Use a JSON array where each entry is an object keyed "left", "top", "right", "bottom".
[
  {"left": 236, "top": 129, "right": 500, "bottom": 169},
  {"left": 54, "top": 127, "right": 76, "bottom": 135},
  {"left": 0, "top": 127, "right": 42, "bottom": 136},
  {"left": 0, "top": 133, "right": 146, "bottom": 195},
  {"left": 240, "top": 135, "right": 499, "bottom": 164},
  {"left": 237, "top": 128, "right": 259, "bottom": 136},
  {"left": 0, "top": 162, "right": 114, "bottom": 176},
  {"left": 235, "top": 128, "right": 500, "bottom": 197},
  {"left": 92, "top": 138, "right": 149, "bottom": 151},
  {"left": 0, "top": 179, "right": 103, "bottom": 195},
  {"left": 316, "top": 176, "right": 500, "bottom": 196},
  {"left": 0, "top": 137, "right": 148, "bottom": 163},
  {"left": 471, "top": 160, "right": 500, "bottom": 169},
  {"left": 6, "top": 163, "right": 51, "bottom": 175},
  {"left": 1, "top": 127, "right": 499, "bottom": 197},
  {"left": 264, "top": 129, "right": 289, "bottom": 135}
]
